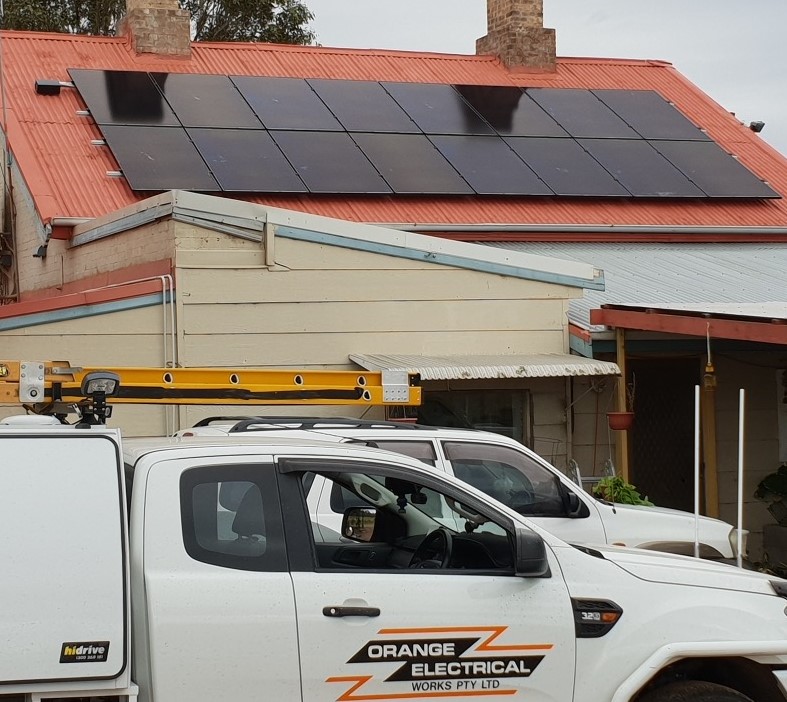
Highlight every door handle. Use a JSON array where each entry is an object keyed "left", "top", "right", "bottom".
[{"left": 323, "top": 606, "right": 381, "bottom": 618}]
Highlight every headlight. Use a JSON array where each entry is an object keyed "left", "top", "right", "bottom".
[{"left": 729, "top": 527, "right": 749, "bottom": 560}]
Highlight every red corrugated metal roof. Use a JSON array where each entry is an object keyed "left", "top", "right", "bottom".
[{"left": 2, "top": 30, "right": 786, "bottom": 230}]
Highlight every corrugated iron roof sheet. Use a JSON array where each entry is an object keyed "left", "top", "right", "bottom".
[
  {"left": 480, "top": 242, "right": 787, "bottom": 330},
  {"left": 350, "top": 353, "right": 620, "bottom": 380},
  {"left": 2, "top": 32, "right": 786, "bottom": 229}
]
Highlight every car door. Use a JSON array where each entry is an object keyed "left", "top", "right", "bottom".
[
  {"left": 278, "top": 456, "right": 576, "bottom": 702},
  {"left": 140, "top": 457, "right": 300, "bottom": 701},
  {"left": 440, "top": 441, "right": 608, "bottom": 546}
]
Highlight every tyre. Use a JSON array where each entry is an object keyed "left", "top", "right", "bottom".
[{"left": 638, "top": 681, "right": 754, "bottom": 702}]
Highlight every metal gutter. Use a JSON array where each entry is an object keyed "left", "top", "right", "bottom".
[{"left": 377, "top": 223, "right": 787, "bottom": 235}]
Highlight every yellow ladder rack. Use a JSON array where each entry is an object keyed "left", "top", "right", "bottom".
[{"left": 0, "top": 361, "right": 421, "bottom": 410}]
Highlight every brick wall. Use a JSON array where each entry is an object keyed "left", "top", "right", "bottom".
[
  {"left": 118, "top": 0, "right": 191, "bottom": 57},
  {"left": 476, "top": 0, "right": 556, "bottom": 71}
]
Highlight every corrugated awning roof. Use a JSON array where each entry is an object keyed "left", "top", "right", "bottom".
[{"left": 350, "top": 353, "right": 620, "bottom": 380}]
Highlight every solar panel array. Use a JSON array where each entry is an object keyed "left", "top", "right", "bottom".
[{"left": 68, "top": 69, "right": 780, "bottom": 199}]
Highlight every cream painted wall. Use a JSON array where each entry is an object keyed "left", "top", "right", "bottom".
[
  {"left": 0, "top": 304, "right": 171, "bottom": 435},
  {"left": 175, "top": 237, "right": 578, "bottom": 368}
]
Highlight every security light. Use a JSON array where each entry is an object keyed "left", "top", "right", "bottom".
[{"left": 749, "top": 121, "right": 765, "bottom": 133}]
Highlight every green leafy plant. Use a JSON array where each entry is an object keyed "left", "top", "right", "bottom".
[
  {"left": 592, "top": 476, "right": 653, "bottom": 506},
  {"left": 755, "top": 463, "right": 787, "bottom": 527}
]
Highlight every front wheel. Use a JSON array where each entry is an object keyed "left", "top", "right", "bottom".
[{"left": 638, "top": 681, "right": 754, "bottom": 702}]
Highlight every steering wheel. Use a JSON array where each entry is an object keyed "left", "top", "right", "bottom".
[{"left": 409, "top": 528, "right": 453, "bottom": 569}]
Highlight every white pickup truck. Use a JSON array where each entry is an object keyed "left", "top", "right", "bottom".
[
  {"left": 180, "top": 416, "right": 745, "bottom": 562},
  {"left": 2, "top": 414, "right": 786, "bottom": 702}
]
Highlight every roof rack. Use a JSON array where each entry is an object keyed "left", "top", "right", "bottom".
[{"left": 192, "top": 415, "right": 425, "bottom": 433}]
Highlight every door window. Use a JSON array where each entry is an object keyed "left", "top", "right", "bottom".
[
  {"left": 180, "top": 465, "right": 287, "bottom": 572},
  {"left": 443, "top": 442, "right": 567, "bottom": 517},
  {"left": 281, "top": 458, "right": 514, "bottom": 574}
]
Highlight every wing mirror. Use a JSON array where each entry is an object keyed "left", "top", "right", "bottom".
[
  {"left": 515, "top": 527, "right": 551, "bottom": 578},
  {"left": 565, "top": 490, "right": 583, "bottom": 518},
  {"left": 342, "top": 507, "right": 378, "bottom": 542}
]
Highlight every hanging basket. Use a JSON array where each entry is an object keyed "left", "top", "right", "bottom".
[{"left": 607, "top": 411, "right": 635, "bottom": 431}]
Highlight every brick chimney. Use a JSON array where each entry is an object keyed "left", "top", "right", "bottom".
[
  {"left": 476, "top": 0, "right": 556, "bottom": 71},
  {"left": 118, "top": 0, "right": 191, "bottom": 57}
]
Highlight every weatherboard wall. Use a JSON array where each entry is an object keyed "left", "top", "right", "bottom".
[
  {"left": 0, "top": 304, "right": 169, "bottom": 435},
  {"left": 175, "top": 236, "right": 576, "bottom": 366}
]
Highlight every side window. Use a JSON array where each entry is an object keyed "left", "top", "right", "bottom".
[
  {"left": 180, "top": 465, "right": 287, "bottom": 572},
  {"left": 443, "top": 442, "right": 567, "bottom": 517},
  {"left": 369, "top": 441, "right": 438, "bottom": 467},
  {"left": 281, "top": 458, "right": 515, "bottom": 574}
]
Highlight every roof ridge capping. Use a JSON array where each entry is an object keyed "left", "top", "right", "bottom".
[
  {"left": 71, "top": 191, "right": 603, "bottom": 291},
  {"left": 259, "top": 197, "right": 603, "bottom": 290}
]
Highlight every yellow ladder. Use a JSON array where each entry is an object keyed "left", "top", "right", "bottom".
[{"left": 0, "top": 360, "right": 421, "bottom": 410}]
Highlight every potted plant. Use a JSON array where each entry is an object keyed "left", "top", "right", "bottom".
[
  {"left": 607, "top": 374, "right": 636, "bottom": 431},
  {"left": 592, "top": 475, "right": 653, "bottom": 506}
]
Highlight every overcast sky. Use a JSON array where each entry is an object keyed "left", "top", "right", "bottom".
[{"left": 305, "top": 0, "right": 787, "bottom": 156}]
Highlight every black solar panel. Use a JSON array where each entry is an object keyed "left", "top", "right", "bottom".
[
  {"left": 271, "top": 131, "right": 392, "bottom": 194},
  {"left": 593, "top": 90, "right": 710, "bottom": 141},
  {"left": 651, "top": 140, "right": 780, "bottom": 198},
  {"left": 99, "top": 125, "right": 220, "bottom": 191},
  {"left": 70, "top": 70, "right": 779, "bottom": 200},
  {"left": 382, "top": 82, "right": 495, "bottom": 135},
  {"left": 454, "top": 85, "right": 568, "bottom": 137},
  {"left": 70, "top": 69, "right": 179, "bottom": 126},
  {"left": 430, "top": 135, "right": 552, "bottom": 195},
  {"left": 506, "top": 137, "right": 630, "bottom": 196},
  {"left": 188, "top": 128, "right": 307, "bottom": 192},
  {"left": 151, "top": 73, "right": 260, "bottom": 129},
  {"left": 351, "top": 133, "right": 473, "bottom": 194},
  {"left": 231, "top": 76, "right": 343, "bottom": 131},
  {"left": 527, "top": 88, "right": 639, "bottom": 139},
  {"left": 579, "top": 139, "right": 704, "bottom": 197},
  {"left": 307, "top": 79, "right": 419, "bottom": 133}
]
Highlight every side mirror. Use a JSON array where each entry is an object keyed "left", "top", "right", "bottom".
[
  {"left": 515, "top": 527, "right": 551, "bottom": 578},
  {"left": 342, "top": 507, "right": 378, "bottom": 542},
  {"left": 565, "top": 490, "right": 583, "bottom": 518}
]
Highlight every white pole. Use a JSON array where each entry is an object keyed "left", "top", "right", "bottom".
[
  {"left": 694, "top": 384, "right": 701, "bottom": 559},
  {"left": 737, "top": 389, "right": 745, "bottom": 569}
]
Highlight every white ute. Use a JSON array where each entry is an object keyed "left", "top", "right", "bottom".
[
  {"left": 2, "top": 414, "right": 787, "bottom": 702},
  {"left": 179, "top": 416, "right": 745, "bottom": 562}
]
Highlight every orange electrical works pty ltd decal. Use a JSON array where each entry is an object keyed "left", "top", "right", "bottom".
[{"left": 327, "top": 625, "right": 554, "bottom": 700}]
